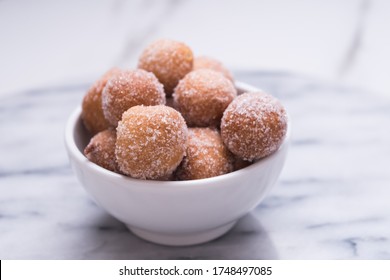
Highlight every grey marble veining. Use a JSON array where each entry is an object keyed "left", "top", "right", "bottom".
[
  {"left": 338, "top": 0, "right": 371, "bottom": 76},
  {"left": 1, "top": 71, "right": 390, "bottom": 259}
]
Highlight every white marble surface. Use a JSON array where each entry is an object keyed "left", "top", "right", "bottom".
[
  {"left": 0, "top": 71, "right": 389, "bottom": 259},
  {"left": 0, "top": 0, "right": 390, "bottom": 97},
  {"left": 1, "top": 0, "right": 390, "bottom": 260}
]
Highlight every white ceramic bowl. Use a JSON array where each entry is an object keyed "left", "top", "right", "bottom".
[{"left": 65, "top": 82, "right": 290, "bottom": 246}]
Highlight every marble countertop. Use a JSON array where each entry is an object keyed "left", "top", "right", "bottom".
[
  {"left": 1, "top": 0, "right": 390, "bottom": 98},
  {"left": 1, "top": 71, "right": 389, "bottom": 259}
]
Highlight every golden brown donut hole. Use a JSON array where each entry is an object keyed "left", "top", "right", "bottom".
[
  {"left": 193, "top": 56, "right": 234, "bottom": 82},
  {"left": 84, "top": 129, "right": 119, "bottom": 173},
  {"left": 102, "top": 69, "right": 165, "bottom": 127},
  {"left": 81, "top": 68, "right": 121, "bottom": 135},
  {"left": 138, "top": 39, "right": 193, "bottom": 96},
  {"left": 221, "top": 92, "right": 288, "bottom": 161},
  {"left": 173, "top": 69, "right": 237, "bottom": 127},
  {"left": 175, "top": 127, "right": 234, "bottom": 180},
  {"left": 115, "top": 105, "right": 188, "bottom": 180}
]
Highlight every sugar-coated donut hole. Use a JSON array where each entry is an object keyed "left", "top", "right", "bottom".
[
  {"left": 81, "top": 68, "right": 121, "bottom": 135},
  {"left": 84, "top": 128, "right": 119, "bottom": 173},
  {"left": 173, "top": 69, "right": 237, "bottom": 127},
  {"left": 221, "top": 92, "right": 288, "bottom": 161},
  {"left": 193, "top": 56, "right": 234, "bottom": 82},
  {"left": 102, "top": 69, "right": 165, "bottom": 127},
  {"left": 115, "top": 105, "right": 188, "bottom": 180},
  {"left": 138, "top": 39, "right": 193, "bottom": 96},
  {"left": 175, "top": 127, "right": 234, "bottom": 180}
]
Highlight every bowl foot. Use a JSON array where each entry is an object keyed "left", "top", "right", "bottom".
[{"left": 127, "top": 221, "right": 236, "bottom": 246}]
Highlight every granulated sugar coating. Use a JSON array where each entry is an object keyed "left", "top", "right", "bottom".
[
  {"left": 175, "top": 128, "right": 234, "bottom": 180},
  {"left": 221, "top": 92, "right": 288, "bottom": 161},
  {"left": 193, "top": 56, "right": 234, "bottom": 82},
  {"left": 116, "top": 105, "right": 188, "bottom": 180},
  {"left": 173, "top": 69, "right": 237, "bottom": 127},
  {"left": 84, "top": 129, "right": 119, "bottom": 173},
  {"left": 102, "top": 69, "right": 165, "bottom": 127},
  {"left": 82, "top": 67, "right": 121, "bottom": 135},
  {"left": 138, "top": 39, "right": 193, "bottom": 96}
]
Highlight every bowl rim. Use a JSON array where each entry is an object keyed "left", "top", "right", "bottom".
[{"left": 65, "top": 81, "right": 290, "bottom": 188}]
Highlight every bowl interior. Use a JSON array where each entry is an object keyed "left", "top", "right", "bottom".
[{"left": 73, "top": 114, "right": 91, "bottom": 154}]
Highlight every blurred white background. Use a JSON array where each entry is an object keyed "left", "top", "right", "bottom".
[{"left": 0, "top": 0, "right": 389, "bottom": 97}]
